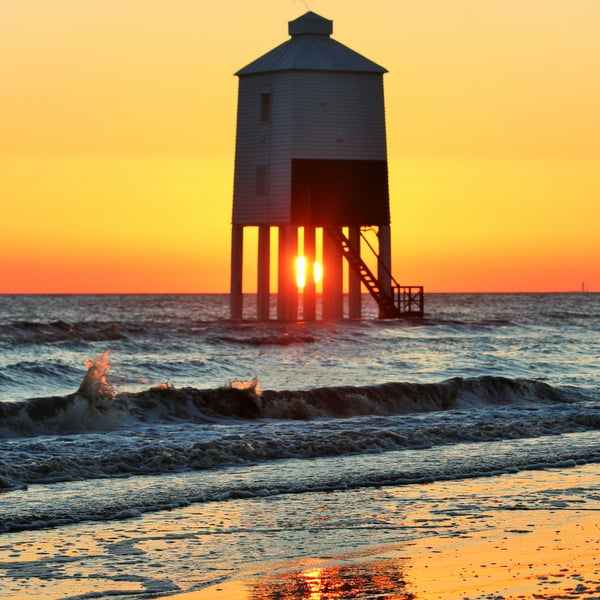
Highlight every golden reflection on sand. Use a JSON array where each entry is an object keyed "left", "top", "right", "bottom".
[
  {"left": 164, "top": 507, "right": 599, "bottom": 600},
  {"left": 247, "top": 560, "right": 412, "bottom": 600},
  {"left": 167, "top": 559, "right": 414, "bottom": 600}
]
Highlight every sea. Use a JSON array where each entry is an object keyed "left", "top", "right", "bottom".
[{"left": 0, "top": 292, "right": 599, "bottom": 599}]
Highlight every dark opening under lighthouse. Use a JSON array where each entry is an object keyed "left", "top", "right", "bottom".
[{"left": 230, "top": 11, "right": 423, "bottom": 320}]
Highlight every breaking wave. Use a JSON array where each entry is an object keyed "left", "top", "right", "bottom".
[
  {"left": 0, "top": 354, "right": 598, "bottom": 495},
  {"left": 0, "top": 350, "right": 590, "bottom": 439}
]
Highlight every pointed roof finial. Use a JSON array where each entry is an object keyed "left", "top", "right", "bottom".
[{"left": 288, "top": 11, "right": 333, "bottom": 36}]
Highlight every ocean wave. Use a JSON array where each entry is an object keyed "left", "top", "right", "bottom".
[
  {"left": 0, "top": 377, "right": 598, "bottom": 493},
  {"left": 213, "top": 332, "right": 317, "bottom": 346},
  {"left": 0, "top": 369, "right": 587, "bottom": 440},
  {"left": 1, "top": 433, "right": 599, "bottom": 532},
  {"left": 261, "top": 376, "right": 568, "bottom": 419},
  {"left": 3, "top": 360, "right": 81, "bottom": 379},
  {"left": 0, "top": 320, "right": 129, "bottom": 344}
]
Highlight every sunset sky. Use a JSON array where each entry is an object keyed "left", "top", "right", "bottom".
[{"left": 1, "top": 0, "right": 599, "bottom": 293}]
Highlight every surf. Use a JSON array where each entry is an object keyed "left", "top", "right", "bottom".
[{"left": 0, "top": 349, "right": 577, "bottom": 439}]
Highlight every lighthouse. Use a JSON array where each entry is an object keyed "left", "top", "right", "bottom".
[{"left": 230, "top": 12, "right": 423, "bottom": 320}]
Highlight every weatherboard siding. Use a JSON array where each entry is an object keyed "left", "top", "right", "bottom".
[
  {"left": 233, "top": 74, "right": 292, "bottom": 225},
  {"left": 290, "top": 71, "right": 387, "bottom": 161},
  {"left": 232, "top": 71, "right": 387, "bottom": 225}
]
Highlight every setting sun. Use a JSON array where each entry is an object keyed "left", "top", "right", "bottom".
[{"left": 296, "top": 256, "right": 323, "bottom": 289}]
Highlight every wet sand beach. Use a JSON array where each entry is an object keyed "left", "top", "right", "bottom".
[
  {"left": 163, "top": 510, "right": 599, "bottom": 600},
  {"left": 0, "top": 464, "right": 598, "bottom": 599},
  {"left": 155, "top": 466, "right": 600, "bottom": 600},
  {"left": 162, "top": 510, "right": 598, "bottom": 599}
]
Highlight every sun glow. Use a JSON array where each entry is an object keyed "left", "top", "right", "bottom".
[
  {"left": 296, "top": 256, "right": 323, "bottom": 289},
  {"left": 313, "top": 261, "right": 323, "bottom": 284},
  {"left": 296, "top": 256, "right": 307, "bottom": 288}
]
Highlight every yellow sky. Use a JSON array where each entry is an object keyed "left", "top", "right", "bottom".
[{"left": 1, "top": 0, "right": 599, "bottom": 293}]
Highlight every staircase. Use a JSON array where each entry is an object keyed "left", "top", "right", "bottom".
[{"left": 326, "top": 227, "right": 424, "bottom": 318}]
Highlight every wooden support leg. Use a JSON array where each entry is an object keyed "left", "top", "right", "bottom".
[
  {"left": 348, "top": 226, "right": 362, "bottom": 319},
  {"left": 303, "top": 226, "right": 316, "bottom": 321},
  {"left": 257, "top": 225, "right": 270, "bottom": 320},
  {"left": 277, "top": 225, "right": 298, "bottom": 322},
  {"left": 377, "top": 225, "right": 392, "bottom": 319},
  {"left": 323, "top": 226, "right": 344, "bottom": 320},
  {"left": 230, "top": 225, "right": 243, "bottom": 320}
]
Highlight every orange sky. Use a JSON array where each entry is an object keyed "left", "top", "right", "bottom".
[{"left": 1, "top": 0, "right": 599, "bottom": 293}]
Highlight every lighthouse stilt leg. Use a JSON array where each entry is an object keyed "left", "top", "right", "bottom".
[
  {"left": 303, "top": 226, "right": 317, "bottom": 321},
  {"left": 257, "top": 225, "right": 271, "bottom": 320},
  {"left": 323, "top": 225, "right": 344, "bottom": 320},
  {"left": 277, "top": 225, "right": 298, "bottom": 322},
  {"left": 230, "top": 225, "right": 244, "bottom": 320},
  {"left": 348, "top": 226, "right": 362, "bottom": 319},
  {"left": 377, "top": 225, "right": 392, "bottom": 319}
]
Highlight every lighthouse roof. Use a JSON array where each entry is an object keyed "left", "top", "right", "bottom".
[{"left": 235, "top": 12, "right": 387, "bottom": 76}]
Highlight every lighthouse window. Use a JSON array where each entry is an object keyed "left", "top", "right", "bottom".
[
  {"left": 260, "top": 93, "right": 271, "bottom": 123},
  {"left": 256, "top": 165, "right": 269, "bottom": 195}
]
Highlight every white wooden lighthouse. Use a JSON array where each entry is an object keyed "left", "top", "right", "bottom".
[{"left": 230, "top": 11, "right": 423, "bottom": 320}]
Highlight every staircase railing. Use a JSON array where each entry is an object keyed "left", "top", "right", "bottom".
[
  {"left": 325, "top": 227, "right": 424, "bottom": 318},
  {"left": 393, "top": 284, "right": 424, "bottom": 317}
]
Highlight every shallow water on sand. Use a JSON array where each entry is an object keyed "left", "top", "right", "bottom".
[{"left": 1, "top": 464, "right": 598, "bottom": 600}]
